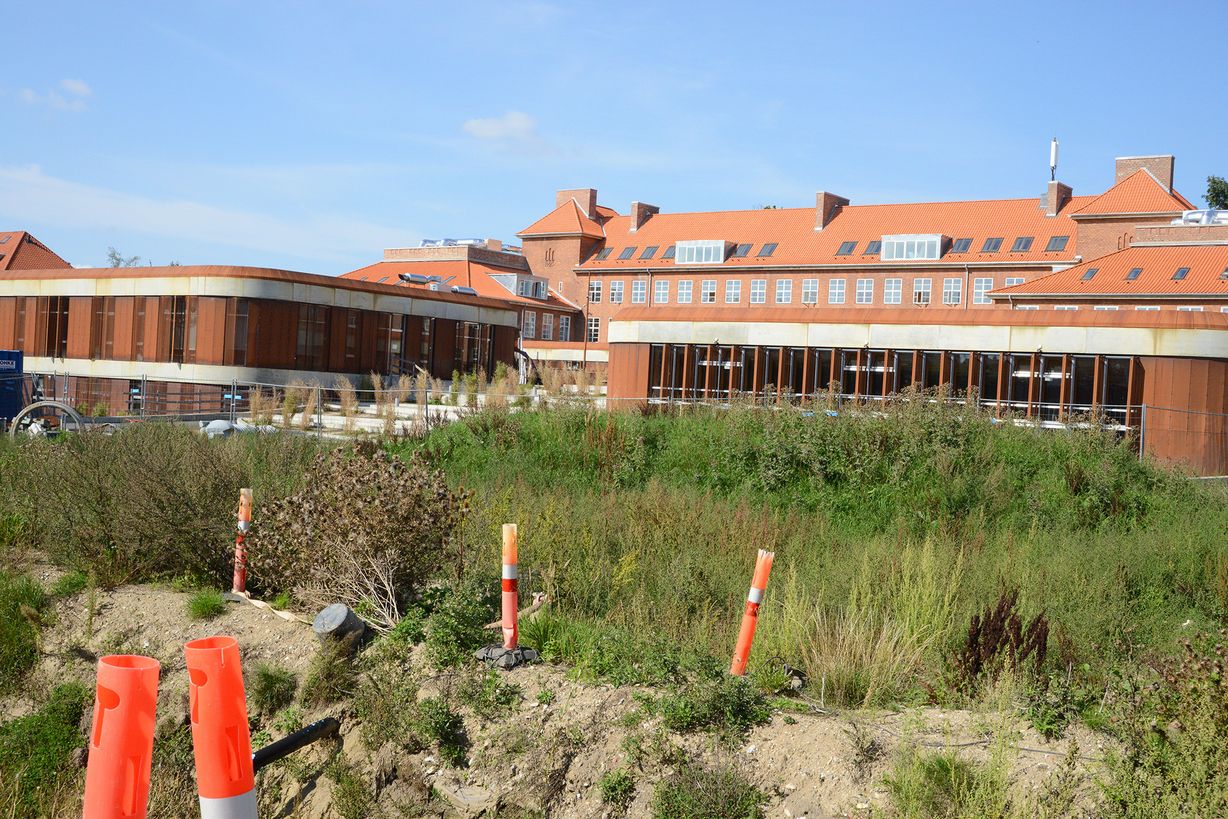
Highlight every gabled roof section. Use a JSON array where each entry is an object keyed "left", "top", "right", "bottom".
[
  {"left": 0, "top": 231, "right": 72, "bottom": 272},
  {"left": 1071, "top": 170, "right": 1195, "bottom": 218},
  {"left": 518, "top": 199, "right": 606, "bottom": 239},
  {"left": 991, "top": 245, "right": 1228, "bottom": 298},
  {"left": 577, "top": 196, "right": 1088, "bottom": 270}
]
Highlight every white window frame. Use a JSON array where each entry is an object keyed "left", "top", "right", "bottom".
[
  {"left": 884, "top": 278, "right": 902, "bottom": 304},
  {"left": 701, "top": 280, "right": 717, "bottom": 304},
  {"left": 677, "top": 280, "right": 693, "bottom": 304},
  {"left": 725, "top": 280, "right": 742, "bottom": 304},
  {"left": 674, "top": 240, "right": 727, "bottom": 265},
  {"left": 522, "top": 310, "right": 536, "bottom": 339},
  {"left": 559, "top": 315, "right": 572, "bottom": 339},
  {"left": 750, "top": 279, "right": 767, "bottom": 304},
  {"left": 942, "top": 277, "right": 962, "bottom": 305},
  {"left": 881, "top": 233, "right": 942, "bottom": 261},
  {"left": 775, "top": 279, "right": 792, "bottom": 304},
  {"left": 1054, "top": 305, "right": 1079, "bottom": 311},
  {"left": 586, "top": 316, "right": 600, "bottom": 342},
  {"left": 1135, "top": 305, "right": 1160, "bottom": 311},
  {"left": 1004, "top": 276, "right": 1024, "bottom": 287},
  {"left": 801, "top": 278, "right": 819, "bottom": 304},
  {"left": 829, "top": 278, "right": 846, "bottom": 304},
  {"left": 654, "top": 279, "right": 669, "bottom": 304},
  {"left": 855, "top": 278, "right": 873, "bottom": 305},
  {"left": 972, "top": 277, "right": 993, "bottom": 304},
  {"left": 541, "top": 312, "right": 554, "bottom": 339},
  {"left": 588, "top": 280, "right": 601, "bottom": 304},
  {"left": 913, "top": 278, "right": 932, "bottom": 305},
  {"left": 1014, "top": 304, "right": 1039, "bottom": 311},
  {"left": 1093, "top": 305, "right": 1119, "bottom": 311},
  {"left": 631, "top": 280, "right": 647, "bottom": 304},
  {"left": 609, "top": 280, "right": 624, "bottom": 304},
  {"left": 1177, "top": 305, "right": 1204, "bottom": 312}
]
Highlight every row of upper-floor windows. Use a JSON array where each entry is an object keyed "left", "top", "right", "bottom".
[
  {"left": 520, "top": 310, "right": 573, "bottom": 341},
  {"left": 1014, "top": 305, "right": 1227, "bottom": 312},
  {"left": 586, "top": 276, "right": 1027, "bottom": 307}
]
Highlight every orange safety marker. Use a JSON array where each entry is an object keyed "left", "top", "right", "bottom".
[
  {"left": 184, "top": 636, "right": 257, "bottom": 819},
  {"left": 501, "top": 523, "right": 518, "bottom": 650},
  {"left": 231, "top": 489, "right": 253, "bottom": 594},
  {"left": 82, "top": 655, "right": 160, "bottom": 819},
  {"left": 730, "top": 549, "right": 775, "bottom": 676}
]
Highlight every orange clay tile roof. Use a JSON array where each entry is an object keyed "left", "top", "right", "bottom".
[
  {"left": 0, "top": 231, "right": 72, "bottom": 272},
  {"left": 518, "top": 199, "right": 606, "bottom": 239},
  {"left": 1071, "top": 170, "right": 1195, "bottom": 217},
  {"left": 572, "top": 196, "right": 1091, "bottom": 270},
  {"left": 594, "top": 205, "right": 620, "bottom": 219},
  {"left": 992, "top": 245, "right": 1228, "bottom": 298},
  {"left": 340, "top": 259, "right": 579, "bottom": 311}
]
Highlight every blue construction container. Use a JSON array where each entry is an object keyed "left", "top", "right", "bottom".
[{"left": 0, "top": 350, "right": 24, "bottom": 424}]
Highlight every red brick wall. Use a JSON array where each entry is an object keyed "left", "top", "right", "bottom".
[{"left": 1075, "top": 217, "right": 1176, "bottom": 261}]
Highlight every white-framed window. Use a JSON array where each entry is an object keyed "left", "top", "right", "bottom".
[
  {"left": 1093, "top": 305, "right": 1119, "bottom": 311},
  {"left": 674, "top": 240, "right": 727, "bottom": 264},
  {"left": 654, "top": 279, "right": 669, "bottom": 304},
  {"left": 750, "top": 279, "right": 767, "bottom": 304},
  {"left": 775, "top": 279, "right": 792, "bottom": 304},
  {"left": 801, "top": 278, "right": 819, "bottom": 304},
  {"left": 609, "top": 280, "right": 624, "bottom": 304},
  {"left": 586, "top": 316, "right": 600, "bottom": 342},
  {"left": 1135, "top": 305, "right": 1160, "bottom": 311},
  {"left": 1177, "top": 305, "right": 1204, "bottom": 312},
  {"left": 725, "top": 280, "right": 742, "bottom": 304},
  {"left": 884, "top": 278, "right": 902, "bottom": 304},
  {"left": 829, "top": 278, "right": 846, "bottom": 304},
  {"left": 678, "top": 280, "right": 693, "bottom": 304},
  {"left": 1014, "top": 304, "right": 1039, "bottom": 311},
  {"left": 855, "top": 278, "right": 873, "bottom": 304},
  {"left": 588, "top": 281, "right": 601, "bottom": 303},
  {"left": 631, "top": 280, "right": 647, "bottom": 304},
  {"left": 913, "top": 278, "right": 932, "bottom": 305},
  {"left": 881, "top": 233, "right": 942, "bottom": 261},
  {"left": 541, "top": 312, "right": 554, "bottom": 339},
  {"left": 522, "top": 310, "right": 536, "bottom": 339},
  {"left": 942, "top": 277, "right": 962, "bottom": 305},
  {"left": 1054, "top": 305, "right": 1079, "bottom": 311},
  {"left": 701, "top": 280, "right": 717, "bottom": 303},
  {"left": 559, "top": 315, "right": 572, "bottom": 339},
  {"left": 1004, "top": 277, "right": 1025, "bottom": 287},
  {"left": 518, "top": 280, "right": 532, "bottom": 297},
  {"left": 534, "top": 281, "right": 547, "bottom": 299},
  {"left": 973, "top": 277, "right": 993, "bottom": 304}
]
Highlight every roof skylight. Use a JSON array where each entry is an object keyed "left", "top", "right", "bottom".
[
  {"left": 1045, "top": 235, "right": 1070, "bottom": 252},
  {"left": 618, "top": 246, "right": 637, "bottom": 260},
  {"left": 732, "top": 243, "right": 752, "bottom": 258},
  {"left": 863, "top": 240, "right": 881, "bottom": 255},
  {"left": 1080, "top": 267, "right": 1098, "bottom": 281},
  {"left": 951, "top": 238, "right": 972, "bottom": 253},
  {"left": 662, "top": 245, "right": 676, "bottom": 260},
  {"left": 1126, "top": 267, "right": 1143, "bottom": 281},
  {"left": 981, "top": 237, "right": 1003, "bottom": 253},
  {"left": 595, "top": 248, "right": 612, "bottom": 260},
  {"left": 1011, "top": 237, "right": 1034, "bottom": 252},
  {"left": 836, "top": 241, "right": 857, "bottom": 256},
  {"left": 640, "top": 246, "right": 659, "bottom": 260},
  {"left": 1172, "top": 266, "right": 1190, "bottom": 281},
  {"left": 756, "top": 242, "right": 778, "bottom": 258}
]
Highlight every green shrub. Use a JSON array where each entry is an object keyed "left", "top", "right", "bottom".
[
  {"left": 250, "top": 664, "right": 297, "bottom": 715},
  {"left": 0, "top": 572, "right": 48, "bottom": 693},
  {"left": 50, "top": 570, "right": 89, "bottom": 598},
  {"left": 458, "top": 669, "right": 521, "bottom": 719},
  {"left": 187, "top": 589, "right": 226, "bottom": 620},
  {"left": 885, "top": 746, "right": 1011, "bottom": 819},
  {"left": 387, "top": 606, "right": 427, "bottom": 645},
  {"left": 301, "top": 643, "right": 356, "bottom": 706},
  {"left": 0, "top": 682, "right": 90, "bottom": 816},
  {"left": 425, "top": 579, "right": 495, "bottom": 668},
  {"left": 249, "top": 443, "right": 469, "bottom": 631},
  {"left": 413, "top": 697, "right": 467, "bottom": 767},
  {"left": 599, "top": 768, "right": 636, "bottom": 814},
  {"left": 650, "top": 676, "right": 771, "bottom": 738},
  {"left": 326, "top": 754, "right": 375, "bottom": 819},
  {"left": 651, "top": 759, "right": 765, "bottom": 819}
]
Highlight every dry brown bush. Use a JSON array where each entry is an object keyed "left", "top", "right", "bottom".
[
  {"left": 248, "top": 443, "right": 469, "bottom": 630},
  {"left": 334, "top": 376, "right": 358, "bottom": 431}
]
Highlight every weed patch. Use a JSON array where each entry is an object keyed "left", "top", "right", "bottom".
[
  {"left": 250, "top": 664, "right": 297, "bottom": 716},
  {"left": 187, "top": 589, "right": 226, "bottom": 620},
  {"left": 0, "top": 572, "right": 48, "bottom": 693},
  {"left": 651, "top": 758, "right": 766, "bottom": 819},
  {"left": 0, "top": 683, "right": 90, "bottom": 816}
]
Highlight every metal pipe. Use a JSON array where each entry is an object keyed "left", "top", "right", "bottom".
[{"left": 252, "top": 718, "right": 340, "bottom": 773}]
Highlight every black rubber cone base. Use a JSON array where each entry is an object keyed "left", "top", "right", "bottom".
[{"left": 475, "top": 645, "right": 539, "bottom": 669}]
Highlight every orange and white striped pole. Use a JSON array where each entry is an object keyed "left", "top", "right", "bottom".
[
  {"left": 231, "top": 489, "right": 253, "bottom": 595},
  {"left": 501, "top": 523, "right": 518, "bottom": 650},
  {"left": 184, "top": 636, "right": 257, "bottom": 819},
  {"left": 730, "top": 549, "right": 775, "bottom": 676},
  {"left": 82, "top": 655, "right": 160, "bottom": 819}
]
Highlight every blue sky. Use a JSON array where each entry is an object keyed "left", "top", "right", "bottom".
[{"left": 2, "top": 1, "right": 1225, "bottom": 272}]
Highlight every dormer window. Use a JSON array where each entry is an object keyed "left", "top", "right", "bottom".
[
  {"left": 881, "top": 234, "right": 942, "bottom": 261},
  {"left": 675, "top": 240, "right": 727, "bottom": 264}
]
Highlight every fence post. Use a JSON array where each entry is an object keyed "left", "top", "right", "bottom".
[
  {"left": 316, "top": 384, "right": 323, "bottom": 437},
  {"left": 1139, "top": 403, "right": 1147, "bottom": 462},
  {"left": 229, "top": 379, "right": 237, "bottom": 424},
  {"left": 140, "top": 375, "right": 147, "bottom": 418}
]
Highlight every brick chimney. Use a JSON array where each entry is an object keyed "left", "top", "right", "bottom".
[
  {"left": 1115, "top": 155, "right": 1174, "bottom": 192},
  {"left": 815, "top": 191, "right": 849, "bottom": 230},
  {"left": 484, "top": 238, "right": 503, "bottom": 252},
  {"left": 629, "top": 201, "right": 659, "bottom": 232},
  {"left": 556, "top": 188, "right": 598, "bottom": 218},
  {"left": 1041, "top": 180, "right": 1073, "bottom": 217}
]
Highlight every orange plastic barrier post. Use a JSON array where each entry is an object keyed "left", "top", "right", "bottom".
[
  {"left": 82, "top": 655, "right": 160, "bottom": 819},
  {"left": 231, "top": 489, "right": 253, "bottom": 594},
  {"left": 501, "top": 523, "right": 518, "bottom": 650},
  {"left": 184, "top": 636, "right": 257, "bottom": 819},
  {"left": 730, "top": 549, "right": 775, "bottom": 676}
]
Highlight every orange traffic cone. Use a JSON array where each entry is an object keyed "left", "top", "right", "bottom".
[
  {"left": 730, "top": 549, "right": 775, "bottom": 676},
  {"left": 184, "top": 636, "right": 257, "bottom": 818},
  {"left": 82, "top": 655, "right": 160, "bottom": 819},
  {"left": 501, "top": 523, "right": 518, "bottom": 650},
  {"left": 232, "top": 489, "right": 253, "bottom": 594}
]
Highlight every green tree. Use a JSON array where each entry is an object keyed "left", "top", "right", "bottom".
[
  {"left": 1206, "top": 175, "right": 1228, "bottom": 209},
  {"left": 106, "top": 247, "right": 141, "bottom": 267}
]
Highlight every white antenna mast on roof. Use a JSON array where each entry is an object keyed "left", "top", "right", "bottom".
[{"left": 1050, "top": 137, "right": 1059, "bottom": 181}]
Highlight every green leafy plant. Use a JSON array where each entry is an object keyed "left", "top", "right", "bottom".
[
  {"left": 413, "top": 697, "right": 468, "bottom": 767},
  {"left": 458, "top": 669, "right": 521, "bottom": 719},
  {"left": 425, "top": 579, "right": 495, "bottom": 668},
  {"left": 187, "top": 589, "right": 226, "bottom": 620},
  {"left": 0, "top": 572, "right": 48, "bottom": 693},
  {"left": 0, "top": 683, "right": 90, "bottom": 816},
  {"left": 50, "top": 570, "right": 88, "bottom": 598},
  {"left": 652, "top": 758, "right": 765, "bottom": 819},
  {"left": 250, "top": 664, "right": 297, "bottom": 715},
  {"left": 599, "top": 768, "right": 636, "bottom": 815},
  {"left": 649, "top": 676, "right": 771, "bottom": 739}
]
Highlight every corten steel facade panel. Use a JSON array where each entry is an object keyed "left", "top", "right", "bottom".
[
  {"left": 66, "top": 297, "right": 92, "bottom": 359},
  {"left": 608, "top": 343, "right": 652, "bottom": 408},
  {"left": 432, "top": 319, "right": 458, "bottom": 378},
  {"left": 493, "top": 325, "right": 517, "bottom": 368},
  {"left": 195, "top": 296, "right": 228, "bottom": 365},
  {"left": 0, "top": 299, "right": 13, "bottom": 348},
  {"left": 1140, "top": 357, "right": 1228, "bottom": 476},
  {"left": 113, "top": 297, "right": 135, "bottom": 361}
]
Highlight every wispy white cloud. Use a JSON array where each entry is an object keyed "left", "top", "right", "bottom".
[
  {"left": 17, "top": 78, "right": 92, "bottom": 111},
  {"left": 461, "top": 110, "right": 540, "bottom": 143},
  {"left": 0, "top": 165, "right": 414, "bottom": 266}
]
